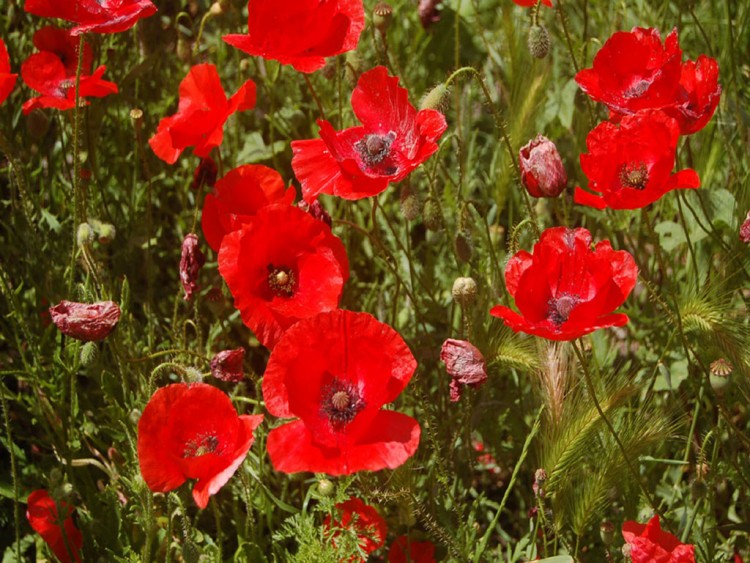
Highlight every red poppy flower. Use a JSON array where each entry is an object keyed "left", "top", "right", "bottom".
[
  {"left": 263, "top": 309, "right": 420, "bottom": 474},
  {"left": 622, "top": 515, "right": 695, "bottom": 563},
  {"left": 49, "top": 300, "right": 121, "bottom": 341},
  {"left": 389, "top": 536, "right": 437, "bottom": 563},
  {"left": 575, "top": 28, "right": 682, "bottom": 118},
  {"left": 26, "top": 489, "right": 83, "bottom": 563},
  {"left": 223, "top": 0, "right": 365, "bottom": 73},
  {"left": 24, "top": 0, "right": 157, "bottom": 35},
  {"left": 575, "top": 110, "right": 699, "bottom": 210},
  {"left": 490, "top": 227, "right": 638, "bottom": 341},
  {"left": 665, "top": 55, "right": 721, "bottom": 135},
  {"left": 440, "top": 339, "right": 488, "bottom": 402},
  {"left": 137, "top": 382, "right": 263, "bottom": 509},
  {"left": 324, "top": 497, "right": 388, "bottom": 559},
  {"left": 218, "top": 204, "right": 349, "bottom": 349},
  {"left": 21, "top": 27, "right": 117, "bottom": 115},
  {"left": 292, "top": 66, "right": 447, "bottom": 202},
  {"left": 0, "top": 39, "right": 18, "bottom": 105},
  {"left": 201, "top": 164, "right": 296, "bottom": 252},
  {"left": 512, "top": 0, "right": 553, "bottom": 6},
  {"left": 149, "top": 64, "right": 257, "bottom": 164}
]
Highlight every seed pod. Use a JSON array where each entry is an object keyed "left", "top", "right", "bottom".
[
  {"left": 373, "top": 2, "right": 393, "bottom": 34},
  {"left": 528, "top": 24, "right": 551, "bottom": 59}
]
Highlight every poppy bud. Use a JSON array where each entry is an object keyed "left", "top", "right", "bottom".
[
  {"left": 740, "top": 211, "right": 750, "bottom": 243},
  {"left": 399, "top": 185, "right": 421, "bottom": 221},
  {"left": 297, "top": 200, "right": 332, "bottom": 228},
  {"left": 420, "top": 82, "right": 450, "bottom": 112},
  {"left": 26, "top": 108, "right": 51, "bottom": 140},
  {"left": 77, "top": 222, "right": 95, "bottom": 247},
  {"left": 176, "top": 35, "right": 192, "bottom": 63},
  {"left": 422, "top": 197, "right": 444, "bottom": 231},
  {"left": 49, "top": 300, "right": 121, "bottom": 342},
  {"left": 600, "top": 521, "right": 615, "bottom": 546},
  {"left": 519, "top": 134, "right": 567, "bottom": 198},
  {"left": 89, "top": 218, "right": 117, "bottom": 244},
  {"left": 210, "top": 348, "right": 246, "bottom": 383},
  {"left": 80, "top": 341, "right": 98, "bottom": 366},
  {"left": 192, "top": 157, "right": 218, "bottom": 191},
  {"left": 528, "top": 24, "right": 551, "bottom": 59},
  {"left": 317, "top": 478, "right": 335, "bottom": 497},
  {"left": 373, "top": 2, "right": 393, "bottom": 34},
  {"left": 440, "top": 339, "right": 488, "bottom": 402},
  {"left": 418, "top": 0, "right": 441, "bottom": 29},
  {"left": 452, "top": 277, "right": 477, "bottom": 306},
  {"left": 455, "top": 230, "right": 473, "bottom": 263},
  {"left": 209, "top": 2, "right": 224, "bottom": 16},
  {"left": 180, "top": 233, "right": 205, "bottom": 301}
]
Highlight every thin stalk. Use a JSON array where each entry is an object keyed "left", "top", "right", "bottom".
[
  {"left": 303, "top": 74, "right": 326, "bottom": 118},
  {"left": 67, "top": 34, "right": 87, "bottom": 291},
  {"left": 0, "top": 387, "right": 21, "bottom": 561}
]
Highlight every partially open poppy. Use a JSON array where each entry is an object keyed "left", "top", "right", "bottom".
[
  {"left": 263, "top": 310, "right": 420, "bottom": 474},
  {"left": 201, "top": 164, "right": 295, "bottom": 252},
  {"left": 26, "top": 490, "right": 83, "bottom": 563},
  {"left": 324, "top": 497, "right": 388, "bottom": 560},
  {"left": 137, "top": 382, "right": 263, "bottom": 509},
  {"left": 49, "top": 300, "right": 121, "bottom": 342},
  {"left": 0, "top": 39, "right": 18, "bottom": 105},
  {"left": 21, "top": 27, "right": 117, "bottom": 114},
  {"left": 223, "top": 0, "right": 364, "bottom": 73},
  {"left": 622, "top": 515, "right": 695, "bottom": 563},
  {"left": 490, "top": 227, "right": 638, "bottom": 341},
  {"left": 24, "top": 0, "right": 157, "bottom": 35},
  {"left": 292, "top": 66, "right": 447, "bottom": 202},
  {"left": 575, "top": 110, "right": 700, "bottom": 210},
  {"left": 665, "top": 55, "right": 721, "bottom": 135},
  {"left": 575, "top": 27, "right": 683, "bottom": 118},
  {"left": 218, "top": 204, "right": 349, "bottom": 349},
  {"left": 149, "top": 64, "right": 256, "bottom": 164},
  {"left": 389, "top": 536, "right": 437, "bottom": 563}
]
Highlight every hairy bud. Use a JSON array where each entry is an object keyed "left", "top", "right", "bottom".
[
  {"left": 452, "top": 277, "right": 477, "bottom": 306},
  {"left": 528, "top": 24, "right": 551, "bottom": 59},
  {"left": 422, "top": 197, "right": 444, "bottom": 231}
]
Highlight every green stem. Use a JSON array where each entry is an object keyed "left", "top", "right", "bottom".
[
  {"left": 303, "top": 74, "right": 325, "bottom": 118},
  {"left": 0, "top": 385, "right": 21, "bottom": 561}
]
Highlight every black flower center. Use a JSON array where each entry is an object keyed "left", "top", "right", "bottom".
[
  {"left": 355, "top": 132, "right": 396, "bottom": 167},
  {"left": 624, "top": 78, "right": 650, "bottom": 98},
  {"left": 548, "top": 293, "right": 580, "bottom": 326},
  {"left": 183, "top": 433, "right": 220, "bottom": 458},
  {"left": 267, "top": 265, "right": 296, "bottom": 298},
  {"left": 321, "top": 378, "right": 365, "bottom": 431},
  {"left": 619, "top": 162, "right": 649, "bottom": 190}
]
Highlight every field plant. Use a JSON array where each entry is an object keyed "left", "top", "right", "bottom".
[{"left": 1, "top": 0, "right": 749, "bottom": 561}]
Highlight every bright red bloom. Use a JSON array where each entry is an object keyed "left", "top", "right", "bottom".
[
  {"left": 512, "top": 0, "right": 552, "bottom": 6},
  {"left": 218, "top": 205, "right": 348, "bottom": 349},
  {"left": 0, "top": 39, "right": 18, "bottom": 105},
  {"left": 137, "top": 382, "right": 263, "bottom": 509},
  {"left": 201, "top": 164, "right": 295, "bottom": 252},
  {"left": 26, "top": 490, "right": 83, "bottom": 563},
  {"left": 149, "top": 64, "right": 256, "bottom": 164},
  {"left": 440, "top": 339, "right": 488, "bottom": 402},
  {"left": 223, "top": 0, "right": 364, "bottom": 73},
  {"left": 389, "top": 536, "right": 437, "bottom": 563},
  {"left": 665, "top": 55, "right": 721, "bottom": 135},
  {"left": 576, "top": 28, "right": 682, "bottom": 118},
  {"left": 49, "top": 300, "right": 121, "bottom": 341},
  {"left": 24, "top": 0, "right": 157, "bottom": 35},
  {"left": 490, "top": 227, "right": 637, "bottom": 341},
  {"left": 575, "top": 110, "right": 700, "bottom": 210},
  {"left": 292, "top": 66, "right": 447, "bottom": 202},
  {"left": 21, "top": 27, "right": 117, "bottom": 115},
  {"left": 519, "top": 134, "right": 567, "bottom": 198},
  {"left": 324, "top": 498, "right": 388, "bottom": 559},
  {"left": 622, "top": 515, "right": 695, "bottom": 563},
  {"left": 263, "top": 310, "right": 420, "bottom": 474}
]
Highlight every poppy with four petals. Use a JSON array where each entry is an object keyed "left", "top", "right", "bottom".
[
  {"left": 0, "top": 39, "right": 18, "bottom": 105},
  {"left": 137, "top": 382, "right": 263, "bottom": 509},
  {"left": 324, "top": 497, "right": 388, "bottom": 560},
  {"left": 292, "top": 66, "right": 447, "bottom": 202},
  {"left": 26, "top": 489, "right": 83, "bottom": 563},
  {"left": 149, "top": 64, "right": 256, "bottom": 164},
  {"left": 575, "top": 109, "right": 699, "bottom": 210},
  {"left": 201, "top": 164, "right": 296, "bottom": 252},
  {"left": 622, "top": 515, "right": 695, "bottom": 563},
  {"left": 21, "top": 27, "right": 117, "bottom": 114},
  {"left": 24, "top": 0, "right": 157, "bottom": 35},
  {"left": 262, "top": 309, "right": 421, "bottom": 474},
  {"left": 490, "top": 227, "right": 638, "bottom": 341},
  {"left": 218, "top": 204, "right": 349, "bottom": 349},
  {"left": 223, "top": 0, "right": 365, "bottom": 73}
]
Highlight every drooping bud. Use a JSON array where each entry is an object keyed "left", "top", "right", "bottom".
[
  {"left": 372, "top": 2, "right": 393, "bottom": 34},
  {"left": 89, "top": 219, "right": 116, "bottom": 244},
  {"left": 519, "top": 134, "right": 567, "bottom": 198},
  {"left": 76, "top": 222, "right": 95, "bottom": 248},
  {"left": 419, "top": 82, "right": 450, "bottom": 112},
  {"left": 739, "top": 211, "right": 750, "bottom": 243},
  {"left": 422, "top": 197, "right": 443, "bottom": 231},
  {"left": 452, "top": 277, "right": 477, "bottom": 306},
  {"left": 210, "top": 348, "right": 246, "bottom": 383},
  {"left": 176, "top": 33, "right": 192, "bottom": 63},
  {"left": 399, "top": 184, "right": 421, "bottom": 221},
  {"left": 49, "top": 300, "right": 121, "bottom": 342},
  {"left": 418, "top": 0, "right": 441, "bottom": 29},
  {"left": 180, "top": 233, "right": 205, "bottom": 301},
  {"left": 317, "top": 478, "right": 335, "bottom": 497},
  {"left": 454, "top": 230, "right": 473, "bottom": 263},
  {"left": 297, "top": 200, "right": 333, "bottom": 228},
  {"left": 191, "top": 157, "right": 218, "bottom": 191},
  {"left": 79, "top": 341, "right": 98, "bottom": 366},
  {"left": 527, "top": 24, "right": 551, "bottom": 59},
  {"left": 440, "top": 339, "right": 488, "bottom": 402}
]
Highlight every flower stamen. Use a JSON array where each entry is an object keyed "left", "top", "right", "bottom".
[
  {"left": 267, "top": 265, "right": 296, "bottom": 298},
  {"left": 620, "top": 162, "right": 649, "bottom": 190},
  {"left": 321, "top": 378, "right": 365, "bottom": 431}
]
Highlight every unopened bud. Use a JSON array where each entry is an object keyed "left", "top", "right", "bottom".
[
  {"left": 599, "top": 521, "right": 615, "bottom": 546},
  {"left": 519, "top": 134, "right": 567, "bottom": 198},
  {"left": 528, "top": 24, "right": 551, "bottom": 59},
  {"left": 452, "top": 277, "right": 477, "bottom": 306},
  {"left": 27, "top": 108, "right": 51, "bottom": 140},
  {"left": 373, "top": 2, "right": 393, "bottom": 34},
  {"left": 317, "top": 478, "right": 334, "bottom": 497},
  {"left": 420, "top": 83, "right": 450, "bottom": 112},
  {"left": 89, "top": 219, "right": 116, "bottom": 244},
  {"left": 399, "top": 185, "right": 421, "bottom": 221},
  {"left": 454, "top": 230, "right": 473, "bottom": 263},
  {"left": 176, "top": 36, "right": 192, "bottom": 63},
  {"left": 77, "top": 222, "right": 95, "bottom": 247},
  {"left": 209, "top": 2, "right": 224, "bottom": 16},
  {"left": 80, "top": 341, "right": 98, "bottom": 366},
  {"left": 422, "top": 197, "right": 443, "bottom": 231}
]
